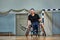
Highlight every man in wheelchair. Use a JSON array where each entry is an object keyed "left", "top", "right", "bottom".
[{"left": 25, "top": 8, "right": 42, "bottom": 36}]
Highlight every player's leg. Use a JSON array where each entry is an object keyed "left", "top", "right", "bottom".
[{"left": 32, "top": 22, "right": 39, "bottom": 36}]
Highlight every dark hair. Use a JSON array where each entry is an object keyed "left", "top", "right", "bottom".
[{"left": 30, "top": 8, "right": 35, "bottom": 10}]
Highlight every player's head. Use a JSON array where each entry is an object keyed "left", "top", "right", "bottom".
[{"left": 30, "top": 8, "right": 35, "bottom": 14}]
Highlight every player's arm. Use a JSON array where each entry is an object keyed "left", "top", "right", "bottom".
[{"left": 37, "top": 14, "right": 42, "bottom": 22}]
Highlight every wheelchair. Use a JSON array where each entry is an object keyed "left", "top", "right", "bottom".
[
  {"left": 30, "top": 22, "right": 46, "bottom": 36},
  {"left": 25, "top": 22, "right": 46, "bottom": 36}
]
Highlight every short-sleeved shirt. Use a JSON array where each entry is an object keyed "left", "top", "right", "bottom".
[{"left": 28, "top": 14, "right": 40, "bottom": 23}]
